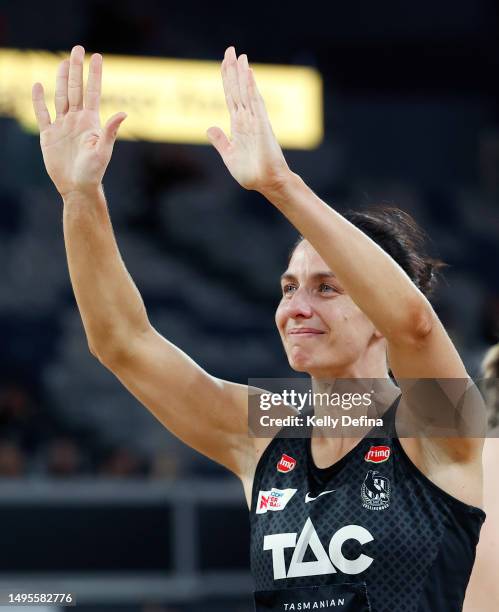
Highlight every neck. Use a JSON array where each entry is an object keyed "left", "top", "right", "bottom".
[
  {"left": 308, "top": 354, "right": 390, "bottom": 380},
  {"left": 308, "top": 376, "right": 400, "bottom": 439},
  {"left": 301, "top": 343, "right": 399, "bottom": 441}
]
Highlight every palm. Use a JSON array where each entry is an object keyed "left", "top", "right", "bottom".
[
  {"left": 32, "top": 46, "right": 126, "bottom": 198},
  {"left": 207, "top": 47, "right": 289, "bottom": 193},
  {"left": 41, "top": 110, "right": 104, "bottom": 194},
  {"left": 225, "top": 121, "right": 278, "bottom": 188}
]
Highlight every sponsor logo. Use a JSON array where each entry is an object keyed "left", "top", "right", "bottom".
[
  {"left": 277, "top": 453, "right": 297, "bottom": 473},
  {"left": 304, "top": 490, "right": 336, "bottom": 503},
  {"left": 361, "top": 470, "right": 390, "bottom": 510},
  {"left": 256, "top": 487, "right": 297, "bottom": 514},
  {"left": 263, "top": 517, "right": 374, "bottom": 579},
  {"left": 364, "top": 445, "right": 391, "bottom": 463},
  {"left": 282, "top": 599, "right": 345, "bottom": 610}
]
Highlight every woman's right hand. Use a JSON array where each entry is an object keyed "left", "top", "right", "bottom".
[{"left": 32, "top": 45, "right": 127, "bottom": 198}]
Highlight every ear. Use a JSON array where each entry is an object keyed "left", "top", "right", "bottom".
[{"left": 373, "top": 328, "right": 384, "bottom": 340}]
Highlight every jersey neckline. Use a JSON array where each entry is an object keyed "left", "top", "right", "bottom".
[{"left": 306, "top": 395, "right": 400, "bottom": 477}]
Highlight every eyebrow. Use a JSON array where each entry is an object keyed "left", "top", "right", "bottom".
[{"left": 280, "top": 270, "right": 336, "bottom": 282}]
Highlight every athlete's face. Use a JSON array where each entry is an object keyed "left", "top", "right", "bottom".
[{"left": 275, "top": 240, "right": 382, "bottom": 378}]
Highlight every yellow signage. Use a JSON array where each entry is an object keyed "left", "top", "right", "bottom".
[{"left": 0, "top": 48, "right": 323, "bottom": 149}]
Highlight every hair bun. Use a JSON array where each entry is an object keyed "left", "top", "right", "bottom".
[
  {"left": 417, "top": 259, "right": 443, "bottom": 296},
  {"left": 343, "top": 206, "right": 445, "bottom": 299}
]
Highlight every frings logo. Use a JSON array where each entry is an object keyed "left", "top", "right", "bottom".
[
  {"left": 277, "top": 453, "right": 297, "bottom": 473},
  {"left": 364, "top": 445, "right": 391, "bottom": 463},
  {"left": 361, "top": 470, "right": 390, "bottom": 510}
]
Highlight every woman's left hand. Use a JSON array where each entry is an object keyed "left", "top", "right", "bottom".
[{"left": 207, "top": 46, "right": 290, "bottom": 195}]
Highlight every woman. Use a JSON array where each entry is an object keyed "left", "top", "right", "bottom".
[
  {"left": 464, "top": 344, "right": 499, "bottom": 612},
  {"left": 32, "top": 45, "right": 484, "bottom": 611}
]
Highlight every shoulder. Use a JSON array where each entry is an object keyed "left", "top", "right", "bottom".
[
  {"left": 395, "top": 390, "right": 484, "bottom": 509},
  {"left": 396, "top": 380, "right": 485, "bottom": 462}
]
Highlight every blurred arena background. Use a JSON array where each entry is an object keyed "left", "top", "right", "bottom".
[{"left": 0, "top": 1, "right": 498, "bottom": 610}]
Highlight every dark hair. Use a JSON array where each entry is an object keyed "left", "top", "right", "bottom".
[{"left": 291, "top": 206, "right": 445, "bottom": 298}]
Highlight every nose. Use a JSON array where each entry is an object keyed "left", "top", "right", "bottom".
[{"left": 284, "top": 288, "right": 314, "bottom": 319}]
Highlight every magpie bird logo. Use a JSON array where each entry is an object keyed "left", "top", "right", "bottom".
[{"left": 361, "top": 470, "right": 390, "bottom": 510}]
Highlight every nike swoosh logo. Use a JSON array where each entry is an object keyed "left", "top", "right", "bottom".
[{"left": 305, "top": 490, "right": 336, "bottom": 503}]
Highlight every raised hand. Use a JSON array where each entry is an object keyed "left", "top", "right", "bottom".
[
  {"left": 207, "top": 47, "right": 290, "bottom": 195},
  {"left": 32, "top": 45, "right": 127, "bottom": 198}
]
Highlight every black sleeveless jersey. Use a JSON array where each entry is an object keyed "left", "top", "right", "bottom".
[{"left": 249, "top": 399, "right": 485, "bottom": 611}]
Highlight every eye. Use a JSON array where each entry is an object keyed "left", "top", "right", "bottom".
[
  {"left": 319, "top": 283, "right": 336, "bottom": 294},
  {"left": 282, "top": 283, "right": 297, "bottom": 296}
]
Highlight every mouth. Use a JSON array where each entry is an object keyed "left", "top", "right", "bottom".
[{"left": 288, "top": 328, "right": 325, "bottom": 336}]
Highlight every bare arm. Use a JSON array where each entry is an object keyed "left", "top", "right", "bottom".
[
  {"left": 208, "top": 47, "right": 478, "bottom": 463},
  {"left": 62, "top": 186, "right": 148, "bottom": 357},
  {"left": 32, "top": 45, "right": 259, "bottom": 480},
  {"left": 208, "top": 47, "right": 467, "bottom": 381},
  {"left": 463, "top": 437, "right": 499, "bottom": 611},
  {"left": 63, "top": 187, "right": 254, "bottom": 474}
]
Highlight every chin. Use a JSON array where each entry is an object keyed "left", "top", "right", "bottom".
[
  {"left": 289, "top": 362, "right": 309, "bottom": 373},
  {"left": 288, "top": 353, "right": 316, "bottom": 373},
  {"left": 287, "top": 350, "right": 342, "bottom": 378}
]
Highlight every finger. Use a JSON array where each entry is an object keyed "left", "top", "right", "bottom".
[
  {"left": 248, "top": 67, "right": 268, "bottom": 120},
  {"left": 68, "top": 45, "right": 85, "bottom": 112},
  {"left": 237, "top": 54, "right": 251, "bottom": 112},
  {"left": 221, "top": 58, "right": 235, "bottom": 114},
  {"left": 84, "top": 53, "right": 102, "bottom": 112},
  {"left": 223, "top": 46, "right": 242, "bottom": 111},
  {"left": 32, "top": 83, "right": 52, "bottom": 132},
  {"left": 101, "top": 112, "right": 127, "bottom": 149},
  {"left": 206, "top": 126, "right": 231, "bottom": 158},
  {"left": 54, "top": 59, "right": 69, "bottom": 118}
]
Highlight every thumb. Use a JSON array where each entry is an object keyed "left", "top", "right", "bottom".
[
  {"left": 102, "top": 112, "right": 127, "bottom": 147},
  {"left": 206, "top": 126, "right": 230, "bottom": 158}
]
